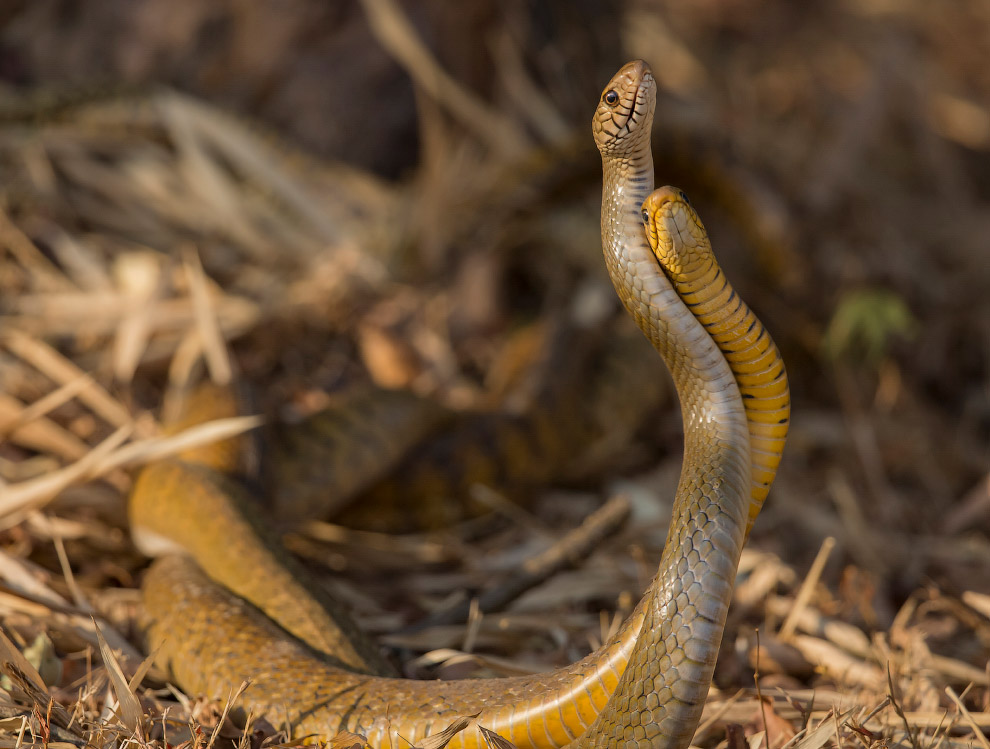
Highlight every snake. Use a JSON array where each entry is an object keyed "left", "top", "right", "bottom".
[
  {"left": 131, "top": 60, "right": 788, "bottom": 748},
  {"left": 640, "top": 187, "right": 789, "bottom": 535},
  {"left": 266, "top": 322, "right": 664, "bottom": 533}
]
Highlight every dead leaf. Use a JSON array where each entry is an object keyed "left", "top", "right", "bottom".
[
  {"left": 95, "top": 619, "right": 143, "bottom": 734},
  {"left": 409, "top": 713, "right": 480, "bottom": 749},
  {"left": 479, "top": 725, "right": 519, "bottom": 749},
  {"left": 328, "top": 729, "right": 370, "bottom": 749},
  {"left": 746, "top": 698, "right": 797, "bottom": 749},
  {"left": 792, "top": 709, "right": 853, "bottom": 749}
]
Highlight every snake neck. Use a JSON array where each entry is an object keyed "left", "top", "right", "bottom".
[
  {"left": 601, "top": 151, "right": 654, "bottom": 275},
  {"left": 578, "top": 147, "right": 751, "bottom": 747},
  {"left": 599, "top": 149, "right": 743, "bottom": 440},
  {"left": 643, "top": 194, "right": 790, "bottom": 536}
]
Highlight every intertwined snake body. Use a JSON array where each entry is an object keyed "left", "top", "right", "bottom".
[{"left": 132, "top": 60, "right": 788, "bottom": 748}]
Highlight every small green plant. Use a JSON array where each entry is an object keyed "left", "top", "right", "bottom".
[{"left": 822, "top": 289, "right": 916, "bottom": 365}]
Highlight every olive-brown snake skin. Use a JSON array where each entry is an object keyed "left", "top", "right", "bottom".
[{"left": 131, "top": 60, "right": 788, "bottom": 748}]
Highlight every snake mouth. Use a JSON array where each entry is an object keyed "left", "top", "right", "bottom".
[
  {"left": 623, "top": 81, "right": 643, "bottom": 130},
  {"left": 618, "top": 72, "right": 652, "bottom": 134}
]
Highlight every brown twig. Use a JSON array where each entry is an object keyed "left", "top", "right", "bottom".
[{"left": 401, "top": 495, "right": 630, "bottom": 633}]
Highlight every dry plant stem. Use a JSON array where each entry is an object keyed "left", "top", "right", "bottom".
[
  {"left": 111, "top": 253, "right": 160, "bottom": 383},
  {"left": 945, "top": 687, "right": 990, "bottom": 749},
  {"left": 694, "top": 690, "right": 746, "bottom": 739},
  {"left": 492, "top": 33, "right": 569, "bottom": 144},
  {"left": 403, "top": 495, "right": 630, "bottom": 633},
  {"left": 95, "top": 622, "right": 142, "bottom": 734},
  {"left": 778, "top": 537, "right": 835, "bottom": 640},
  {"left": 833, "top": 368, "right": 898, "bottom": 527},
  {"left": 790, "top": 708, "right": 852, "bottom": 749},
  {"left": 469, "top": 484, "right": 553, "bottom": 537},
  {"left": 943, "top": 473, "right": 990, "bottom": 534},
  {"left": 790, "top": 636, "right": 883, "bottom": 688},
  {"left": 887, "top": 667, "right": 922, "bottom": 749},
  {"left": 962, "top": 590, "right": 990, "bottom": 620},
  {"left": 166, "top": 328, "right": 215, "bottom": 416},
  {"left": 2, "top": 329, "right": 131, "bottom": 427},
  {"left": 0, "top": 392, "right": 91, "bottom": 462},
  {"left": 765, "top": 596, "right": 871, "bottom": 657},
  {"left": 204, "top": 682, "right": 250, "bottom": 749},
  {"left": 358, "top": 0, "right": 528, "bottom": 156},
  {"left": 754, "top": 628, "right": 770, "bottom": 748},
  {"left": 158, "top": 92, "right": 348, "bottom": 246},
  {"left": 0, "top": 425, "right": 132, "bottom": 514},
  {"left": 855, "top": 697, "right": 891, "bottom": 732},
  {"left": 182, "top": 246, "right": 233, "bottom": 385},
  {"left": 699, "top": 693, "right": 990, "bottom": 731},
  {"left": 0, "top": 547, "right": 68, "bottom": 607},
  {"left": 928, "top": 654, "right": 990, "bottom": 687},
  {"left": 0, "top": 209, "right": 73, "bottom": 291},
  {"left": 0, "top": 566, "right": 141, "bottom": 664},
  {"left": 0, "top": 416, "right": 260, "bottom": 514},
  {"left": 0, "top": 375, "right": 98, "bottom": 440},
  {"left": 53, "top": 535, "right": 89, "bottom": 612}
]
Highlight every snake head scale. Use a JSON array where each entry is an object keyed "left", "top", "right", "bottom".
[
  {"left": 592, "top": 59, "right": 656, "bottom": 156},
  {"left": 641, "top": 186, "right": 710, "bottom": 278}
]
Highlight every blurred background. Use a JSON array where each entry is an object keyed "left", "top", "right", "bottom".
[{"left": 0, "top": 0, "right": 988, "bottom": 743}]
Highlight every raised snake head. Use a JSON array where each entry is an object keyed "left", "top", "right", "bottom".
[
  {"left": 641, "top": 186, "right": 712, "bottom": 276},
  {"left": 592, "top": 59, "right": 657, "bottom": 157}
]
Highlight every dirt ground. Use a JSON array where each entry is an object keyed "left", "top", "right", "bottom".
[{"left": 0, "top": 1, "right": 987, "bottom": 747}]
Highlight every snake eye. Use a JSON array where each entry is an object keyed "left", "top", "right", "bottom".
[
  {"left": 678, "top": 190, "right": 691, "bottom": 205},
  {"left": 604, "top": 90, "right": 619, "bottom": 105},
  {"left": 641, "top": 209, "right": 650, "bottom": 224}
]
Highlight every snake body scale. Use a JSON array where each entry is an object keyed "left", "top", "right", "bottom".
[
  {"left": 640, "top": 188, "right": 789, "bottom": 534},
  {"left": 132, "top": 60, "right": 788, "bottom": 748}
]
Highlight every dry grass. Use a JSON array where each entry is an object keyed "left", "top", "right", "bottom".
[{"left": 0, "top": 1, "right": 987, "bottom": 747}]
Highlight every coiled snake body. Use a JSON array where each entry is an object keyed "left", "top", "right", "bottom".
[{"left": 132, "top": 60, "right": 788, "bottom": 748}]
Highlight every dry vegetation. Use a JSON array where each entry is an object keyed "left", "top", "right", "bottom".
[{"left": 0, "top": 0, "right": 988, "bottom": 747}]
